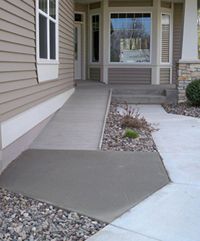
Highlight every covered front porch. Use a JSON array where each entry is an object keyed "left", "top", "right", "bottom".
[{"left": 74, "top": 0, "right": 200, "bottom": 102}]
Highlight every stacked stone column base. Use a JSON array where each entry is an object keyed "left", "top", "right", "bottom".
[{"left": 177, "top": 63, "right": 200, "bottom": 103}]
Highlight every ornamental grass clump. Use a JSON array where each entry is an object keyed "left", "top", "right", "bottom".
[
  {"left": 123, "top": 128, "right": 139, "bottom": 139},
  {"left": 186, "top": 80, "right": 200, "bottom": 106},
  {"left": 121, "top": 103, "right": 156, "bottom": 132}
]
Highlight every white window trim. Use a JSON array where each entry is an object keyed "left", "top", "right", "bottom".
[
  {"left": 36, "top": 0, "right": 59, "bottom": 82},
  {"left": 108, "top": 11, "right": 153, "bottom": 65},
  {"left": 160, "top": 11, "right": 173, "bottom": 65},
  {"left": 90, "top": 13, "right": 101, "bottom": 64}
]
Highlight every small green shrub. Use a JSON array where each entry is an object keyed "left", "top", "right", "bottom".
[
  {"left": 186, "top": 80, "right": 200, "bottom": 106},
  {"left": 123, "top": 129, "right": 139, "bottom": 139}
]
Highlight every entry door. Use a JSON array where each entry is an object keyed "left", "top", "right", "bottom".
[{"left": 74, "top": 24, "right": 82, "bottom": 80}]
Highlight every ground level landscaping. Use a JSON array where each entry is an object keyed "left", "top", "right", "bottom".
[
  {"left": 0, "top": 188, "right": 106, "bottom": 241},
  {"left": 163, "top": 103, "right": 200, "bottom": 118},
  {"left": 102, "top": 102, "right": 157, "bottom": 152},
  {"left": 1, "top": 98, "right": 200, "bottom": 241},
  {"left": 3, "top": 93, "right": 200, "bottom": 241}
]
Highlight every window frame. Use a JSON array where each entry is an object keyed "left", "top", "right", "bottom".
[
  {"left": 109, "top": 11, "right": 152, "bottom": 65},
  {"left": 36, "top": 0, "right": 59, "bottom": 64},
  {"left": 90, "top": 13, "right": 101, "bottom": 64}
]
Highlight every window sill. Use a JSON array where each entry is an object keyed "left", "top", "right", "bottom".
[
  {"left": 90, "top": 62, "right": 100, "bottom": 64},
  {"left": 37, "top": 59, "right": 59, "bottom": 65},
  {"left": 37, "top": 62, "right": 59, "bottom": 83}
]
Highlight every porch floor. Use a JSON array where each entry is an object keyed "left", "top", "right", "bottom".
[{"left": 31, "top": 80, "right": 110, "bottom": 150}]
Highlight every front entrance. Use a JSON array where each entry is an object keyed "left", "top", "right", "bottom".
[{"left": 74, "top": 23, "right": 82, "bottom": 80}]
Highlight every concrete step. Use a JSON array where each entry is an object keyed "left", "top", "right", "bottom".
[
  {"left": 113, "top": 88, "right": 166, "bottom": 95},
  {"left": 111, "top": 85, "right": 178, "bottom": 104},
  {"left": 112, "top": 94, "right": 167, "bottom": 104},
  {"left": 110, "top": 83, "right": 176, "bottom": 88},
  {"left": 111, "top": 84, "right": 176, "bottom": 95},
  {"left": 110, "top": 84, "right": 176, "bottom": 89}
]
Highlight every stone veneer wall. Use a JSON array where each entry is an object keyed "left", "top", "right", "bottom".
[{"left": 177, "top": 63, "right": 200, "bottom": 102}]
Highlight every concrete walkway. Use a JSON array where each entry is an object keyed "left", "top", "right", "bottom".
[
  {"left": 31, "top": 81, "right": 110, "bottom": 150},
  {"left": 0, "top": 150, "right": 169, "bottom": 223},
  {"left": 88, "top": 105, "right": 200, "bottom": 241}
]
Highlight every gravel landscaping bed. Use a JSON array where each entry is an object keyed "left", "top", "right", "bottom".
[
  {"left": 102, "top": 103, "right": 157, "bottom": 152},
  {"left": 0, "top": 188, "right": 107, "bottom": 241},
  {"left": 163, "top": 103, "right": 200, "bottom": 118}
]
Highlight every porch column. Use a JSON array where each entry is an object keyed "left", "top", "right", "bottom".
[
  {"left": 181, "top": 0, "right": 198, "bottom": 61},
  {"left": 151, "top": 0, "right": 161, "bottom": 85},
  {"left": 101, "top": 0, "right": 109, "bottom": 84},
  {"left": 178, "top": 0, "right": 200, "bottom": 102}
]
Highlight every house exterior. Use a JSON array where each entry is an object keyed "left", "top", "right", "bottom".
[{"left": 0, "top": 0, "right": 200, "bottom": 173}]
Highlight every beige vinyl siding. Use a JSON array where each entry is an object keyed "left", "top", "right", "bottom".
[
  {"left": 161, "top": 1, "right": 172, "bottom": 9},
  {"left": 89, "top": 2, "right": 101, "bottom": 10},
  {"left": 161, "top": 20, "right": 170, "bottom": 63},
  {"left": 75, "top": 3, "right": 88, "bottom": 12},
  {"left": 0, "top": 0, "right": 75, "bottom": 122},
  {"left": 160, "top": 68, "right": 171, "bottom": 84},
  {"left": 172, "top": 3, "right": 184, "bottom": 84},
  {"left": 109, "top": 0, "right": 153, "bottom": 7},
  {"left": 108, "top": 68, "right": 151, "bottom": 85},
  {"left": 90, "top": 68, "right": 101, "bottom": 81}
]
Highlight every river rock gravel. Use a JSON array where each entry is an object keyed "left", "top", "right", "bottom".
[
  {"left": 0, "top": 188, "right": 107, "bottom": 241},
  {"left": 102, "top": 103, "right": 157, "bottom": 152},
  {"left": 163, "top": 103, "right": 200, "bottom": 118}
]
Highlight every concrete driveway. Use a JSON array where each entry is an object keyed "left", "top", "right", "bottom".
[{"left": 88, "top": 105, "right": 200, "bottom": 241}]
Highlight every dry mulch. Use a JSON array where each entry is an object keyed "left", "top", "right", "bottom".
[
  {"left": 163, "top": 103, "right": 200, "bottom": 118},
  {"left": 0, "top": 188, "right": 107, "bottom": 241},
  {"left": 102, "top": 103, "right": 158, "bottom": 152}
]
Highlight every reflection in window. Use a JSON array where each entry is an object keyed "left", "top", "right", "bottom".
[
  {"left": 50, "top": 21, "right": 56, "bottom": 59},
  {"left": 39, "top": 14, "right": 47, "bottom": 58},
  {"left": 50, "top": 0, "right": 56, "bottom": 19},
  {"left": 92, "top": 15, "right": 100, "bottom": 62},
  {"left": 198, "top": 0, "right": 200, "bottom": 59},
  {"left": 110, "top": 13, "right": 151, "bottom": 63},
  {"left": 39, "top": 0, "right": 47, "bottom": 13}
]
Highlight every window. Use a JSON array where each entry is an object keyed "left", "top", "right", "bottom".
[
  {"left": 110, "top": 13, "right": 151, "bottom": 63},
  {"left": 75, "top": 13, "right": 83, "bottom": 22},
  {"left": 198, "top": 0, "right": 200, "bottom": 59},
  {"left": 91, "top": 15, "right": 100, "bottom": 63},
  {"left": 161, "top": 14, "right": 170, "bottom": 63},
  {"left": 37, "top": 0, "right": 58, "bottom": 61}
]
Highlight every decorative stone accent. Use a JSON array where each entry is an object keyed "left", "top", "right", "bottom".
[{"left": 177, "top": 63, "right": 200, "bottom": 102}]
